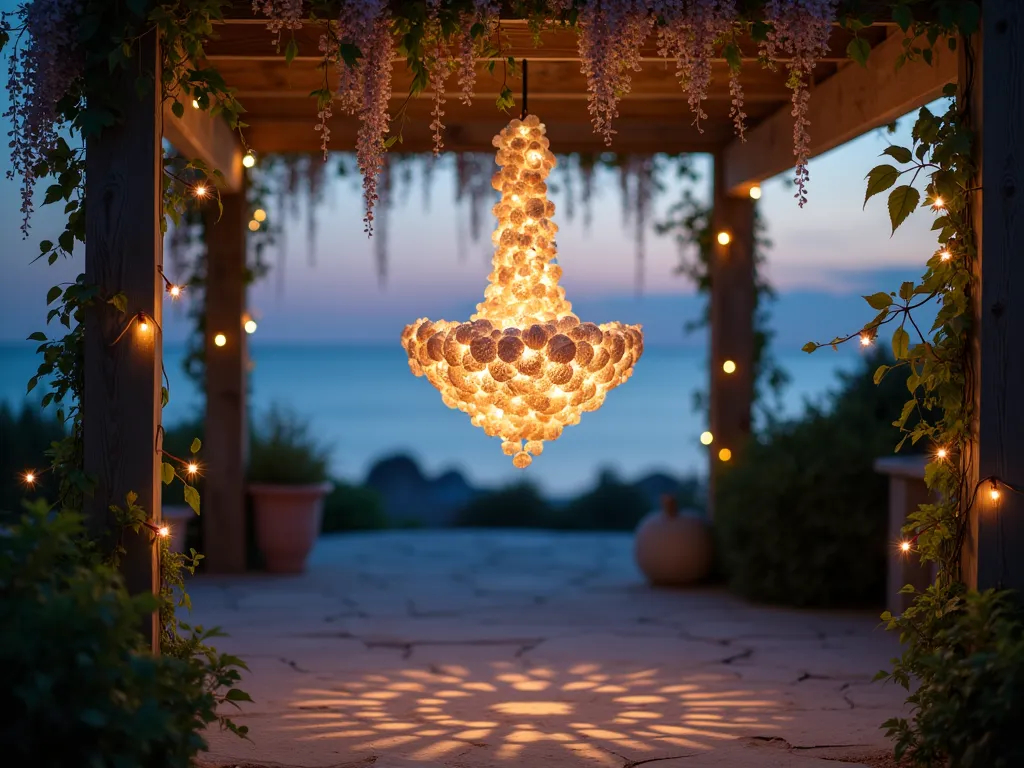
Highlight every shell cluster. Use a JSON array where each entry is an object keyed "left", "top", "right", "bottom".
[{"left": 402, "top": 114, "right": 643, "bottom": 467}]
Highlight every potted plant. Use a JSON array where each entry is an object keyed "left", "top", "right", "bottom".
[{"left": 248, "top": 406, "right": 333, "bottom": 573}]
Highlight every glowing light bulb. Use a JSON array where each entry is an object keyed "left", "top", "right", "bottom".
[
  {"left": 989, "top": 484, "right": 1000, "bottom": 501},
  {"left": 194, "top": 184, "right": 208, "bottom": 198},
  {"left": 248, "top": 220, "right": 260, "bottom": 232},
  {"left": 940, "top": 250, "right": 951, "bottom": 261},
  {"left": 244, "top": 319, "right": 258, "bottom": 334},
  {"left": 158, "top": 525, "right": 170, "bottom": 537},
  {"left": 700, "top": 431, "right": 714, "bottom": 445},
  {"left": 932, "top": 197, "right": 944, "bottom": 209},
  {"left": 24, "top": 471, "right": 36, "bottom": 485},
  {"left": 242, "top": 152, "right": 256, "bottom": 169},
  {"left": 718, "top": 448, "right": 732, "bottom": 462},
  {"left": 138, "top": 318, "right": 150, "bottom": 333},
  {"left": 900, "top": 540, "right": 911, "bottom": 553},
  {"left": 191, "top": 98, "right": 199, "bottom": 109},
  {"left": 748, "top": 185, "right": 762, "bottom": 200},
  {"left": 717, "top": 231, "right": 731, "bottom": 246},
  {"left": 936, "top": 448, "right": 948, "bottom": 459},
  {"left": 253, "top": 208, "right": 267, "bottom": 222},
  {"left": 168, "top": 284, "right": 182, "bottom": 299},
  {"left": 722, "top": 360, "right": 736, "bottom": 374},
  {"left": 187, "top": 462, "right": 199, "bottom": 476},
  {"left": 860, "top": 334, "right": 872, "bottom": 346},
  {"left": 213, "top": 333, "right": 227, "bottom": 347}
]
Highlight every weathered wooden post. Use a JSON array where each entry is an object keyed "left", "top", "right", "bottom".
[
  {"left": 203, "top": 188, "right": 249, "bottom": 573},
  {"left": 708, "top": 156, "right": 756, "bottom": 515},
  {"left": 961, "top": 2, "right": 1024, "bottom": 591},
  {"left": 84, "top": 29, "right": 162, "bottom": 649}
]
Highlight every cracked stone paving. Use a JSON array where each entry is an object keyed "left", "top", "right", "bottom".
[{"left": 191, "top": 530, "right": 908, "bottom": 768}]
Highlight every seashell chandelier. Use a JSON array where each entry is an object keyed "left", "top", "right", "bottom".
[{"left": 401, "top": 113, "right": 643, "bottom": 468}]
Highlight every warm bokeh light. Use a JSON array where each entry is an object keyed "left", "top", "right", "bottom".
[
  {"left": 989, "top": 484, "right": 1000, "bottom": 501},
  {"left": 191, "top": 98, "right": 199, "bottom": 109},
  {"left": 254, "top": 208, "right": 267, "bottom": 222},
  {"left": 940, "top": 250, "right": 951, "bottom": 261},
  {"left": 859, "top": 334, "right": 872, "bottom": 346},
  {"left": 168, "top": 284, "right": 182, "bottom": 299},
  {"left": 700, "top": 431, "right": 713, "bottom": 445},
  {"left": 214, "top": 333, "right": 227, "bottom": 347},
  {"left": 900, "top": 540, "right": 911, "bottom": 553},
  {"left": 243, "top": 152, "right": 256, "bottom": 169},
  {"left": 748, "top": 185, "right": 761, "bottom": 200},
  {"left": 248, "top": 219, "right": 260, "bottom": 232},
  {"left": 932, "top": 196, "right": 944, "bottom": 209},
  {"left": 402, "top": 115, "right": 643, "bottom": 467},
  {"left": 244, "top": 319, "right": 258, "bottom": 334},
  {"left": 718, "top": 448, "right": 732, "bottom": 461},
  {"left": 936, "top": 447, "right": 948, "bottom": 459},
  {"left": 722, "top": 360, "right": 736, "bottom": 374},
  {"left": 194, "top": 184, "right": 208, "bottom": 198},
  {"left": 158, "top": 525, "right": 170, "bottom": 537},
  {"left": 187, "top": 462, "right": 199, "bottom": 476},
  {"left": 716, "top": 231, "right": 731, "bottom": 246},
  {"left": 23, "top": 471, "right": 36, "bottom": 485},
  {"left": 138, "top": 318, "right": 150, "bottom": 333}
]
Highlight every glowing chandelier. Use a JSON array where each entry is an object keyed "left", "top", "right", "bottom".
[{"left": 402, "top": 111, "right": 643, "bottom": 468}]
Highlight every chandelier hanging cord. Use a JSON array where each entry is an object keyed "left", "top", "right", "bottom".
[{"left": 521, "top": 59, "right": 529, "bottom": 120}]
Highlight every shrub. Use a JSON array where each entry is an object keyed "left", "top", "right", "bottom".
[
  {"left": 0, "top": 402, "right": 64, "bottom": 517},
  {"left": 248, "top": 405, "right": 330, "bottom": 485},
  {"left": 0, "top": 504, "right": 221, "bottom": 766},
  {"left": 882, "top": 587, "right": 1024, "bottom": 768},
  {"left": 715, "top": 350, "right": 914, "bottom": 608},
  {"left": 562, "top": 469, "right": 653, "bottom": 530},
  {"left": 322, "top": 480, "right": 389, "bottom": 532},
  {"left": 455, "top": 482, "right": 554, "bottom": 527}
]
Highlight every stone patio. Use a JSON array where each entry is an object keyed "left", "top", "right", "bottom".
[{"left": 190, "top": 530, "right": 908, "bottom": 768}]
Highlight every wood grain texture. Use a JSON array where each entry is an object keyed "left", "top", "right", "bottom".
[
  {"left": 203, "top": 191, "right": 249, "bottom": 573},
  {"left": 708, "top": 160, "right": 756, "bottom": 517},
  {"left": 163, "top": 99, "right": 244, "bottom": 191},
  {"left": 722, "top": 30, "right": 957, "bottom": 194},
  {"left": 84, "top": 30, "right": 162, "bottom": 648},
  {"left": 962, "top": 2, "right": 1024, "bottom": 592}
]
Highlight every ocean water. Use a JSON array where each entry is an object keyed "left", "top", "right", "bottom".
[{"left": 0, "top": 342, "right": 861, "bottom": 495}]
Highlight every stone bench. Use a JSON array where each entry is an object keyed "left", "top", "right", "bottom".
[{"left": 874, "top": 455, "right": 935, "bottom": 613}]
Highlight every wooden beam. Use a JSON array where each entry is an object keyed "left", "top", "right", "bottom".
[
  {"left": 246, "top": 116, "right": 728, "bottom": 155},
  {"left": 708, "top": 159, "right": 756, "bottom": 516},
  {"left": 163, "top": 99, "right": 244, "bottom": 192},
  {"left": 84, "top": 29, "right": 162, "bottom": 650},
  {"left": 203, "top": 190, "right": 249, "bottom": 573},
  {"left": 206, "top": 18, "right": 878, "bottom": 63},
  {"left": 722, "top": 30, "right": 957, "bottom": 195},
  {"left": 961, "top": 4, "right": 1024, "bottom": 592}
]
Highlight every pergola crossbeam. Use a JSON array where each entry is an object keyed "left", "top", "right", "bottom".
[
  {"left": 721, "top": 30, "right": 957, "bottom": 196},
  {"left": 163, "top": 100, "right": 244, "bottom": 192}
]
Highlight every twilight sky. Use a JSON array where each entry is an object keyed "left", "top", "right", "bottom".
[{"left": 0, "top": 22, "right": 942, "bottom": 351}]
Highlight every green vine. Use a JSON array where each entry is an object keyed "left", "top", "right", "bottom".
[{"left": 1, "top": 0, "right": 251, "bottom": 742}]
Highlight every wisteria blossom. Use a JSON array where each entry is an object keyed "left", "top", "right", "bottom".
[
  {"left": 575, "top": 0, "right": 653, "bottom": 145},
  {"left": 763, "top": 0, "right": 838, "bottom": 206},
  {"left": 457, "top": 0, "right": 499, "bottom": 106},
  {"left": 427, "top": 0, "right": 449, "bottom": 155},
  {"left": 4, "top": 0, "right": 83, "bottom": 236},
  {"left": 252, "top": 0, "right": 303, "bottom": 48},
  {"left": 334, "top": 0, "right": 394, "bottom": 234},
  {"left": 653, "top": 0, "right": 736, "bottom": 132}
]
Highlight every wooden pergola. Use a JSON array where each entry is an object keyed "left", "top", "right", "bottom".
[{"left": 85, "top": 3, "right": 1022, "bottom": 642}]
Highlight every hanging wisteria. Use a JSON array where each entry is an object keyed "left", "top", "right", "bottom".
[{"left": 248, "top": 0, "right": 843, "bottom": 234}]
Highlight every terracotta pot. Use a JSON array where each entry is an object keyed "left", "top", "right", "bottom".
[
  {"left": 634, "top": 494, "right": 713, "bottom": 586},
  {"left": 249, "top": 482, "right": 333, "bottom": 573},
  {"left": 162, "top": 505, "right": 195, "bottom": 555}
]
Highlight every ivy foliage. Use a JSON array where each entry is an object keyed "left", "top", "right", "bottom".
[{"left": 0, "top": 504, "right": 248, "bottom": 765}]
